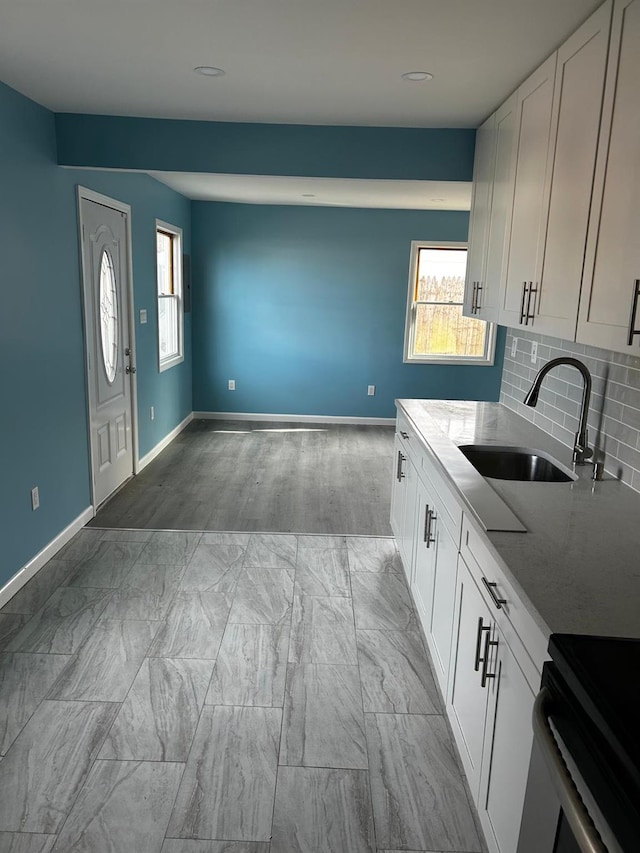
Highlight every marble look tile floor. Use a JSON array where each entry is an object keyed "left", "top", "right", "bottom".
[{"left": 0, "top": 528, "right": 484, "bottom": 853}]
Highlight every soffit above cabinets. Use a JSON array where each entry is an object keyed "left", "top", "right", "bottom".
[
  {"left": 147, "top": 173, "right": 472, "bottom": 209},
  {"left": 0, "top": 0, "right": 602, "bottom": 127}
]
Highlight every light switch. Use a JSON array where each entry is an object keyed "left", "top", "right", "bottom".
[{"left": 139, "top": 309, "right": 148, "bottom": 324}]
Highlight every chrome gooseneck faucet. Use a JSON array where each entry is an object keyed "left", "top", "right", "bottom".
[{"left": 524, "top": 357, "right": 593, "bottom": 464}]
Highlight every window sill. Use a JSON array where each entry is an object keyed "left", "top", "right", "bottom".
[
  {"left": 159, "top": 354, "right": 184, "bottom": 373},
  {"left": 404, "top": 355, "right": 495, "bottom": 366}
]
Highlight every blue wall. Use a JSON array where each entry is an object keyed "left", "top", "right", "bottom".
[
  {"left": 0, "top": 80, "right": 486, "bottom": 586},
  {"left": 0, "top": 81, "right": 191, "bottom": 585},
  {"left": 55, "top": 114, "right": 475, "bottom": 181},
  {"left": 192, "top": 202, "right": 505, "bottom": 418}
]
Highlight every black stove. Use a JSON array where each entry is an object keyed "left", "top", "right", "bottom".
[{"left": 541, "top": 634, "right": 640, "bottom": 852}]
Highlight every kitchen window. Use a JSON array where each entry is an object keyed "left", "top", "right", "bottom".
[
  {"left": 156, "top": 220, "right": 184, "bottom": 372},
  {"left": 403, "top": 241, "right": 495, "bottom": 365}
]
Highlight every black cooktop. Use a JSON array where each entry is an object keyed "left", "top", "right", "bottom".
[
  {"left": 549, "top": 633, "right": 640, "bottom": 779},
  {"left": 546, "top": 633, "right": 640, "bottom": 850}
]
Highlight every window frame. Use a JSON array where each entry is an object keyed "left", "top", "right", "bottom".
[
  {"left": 156, "top": 219, "right": 184, "bottom": 373},
  {"left": 402, "top": 240, "right": 496, "bottom": 366}
]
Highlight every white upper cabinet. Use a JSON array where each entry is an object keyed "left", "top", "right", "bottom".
[
  {"left": 464, "top": 96, "right": 518, "bottom": 323},
  {"left": 464, "top": 113, "right": 496, "bottom": 318},
  {"left": 499, "top": 54, "right": 557, "bottom": 328},
  {"left": 534, "top": 1, "right": 612, "bottom": 339},
  {"left": 497, "top": 1, "right": 612, "bottom": 336},
  {"left": 481, "top": 94, "right": 518, "bottom": 322},
  {"left": 578, "top": 0, "right": 640, "bottom": 353}
]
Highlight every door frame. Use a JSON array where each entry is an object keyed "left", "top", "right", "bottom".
[{"left": 76, "top": 185, "right": 140, "bottom": 512}]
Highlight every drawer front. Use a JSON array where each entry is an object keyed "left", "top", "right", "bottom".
[
  {"left": 420, "top": 450, "right": 463, "bottom": 545},
  {"left": 396, "top": 406, "right": 462, "bottom": 544},
  {"left": 461, "top": 515, "right": 547, "bottom": 691},
  {"left": 396, "top": 411, "right": 419, "bottom": 462}
]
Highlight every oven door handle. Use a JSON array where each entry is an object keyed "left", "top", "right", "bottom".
[{"left": 532, "top": 687, "right": 608, "bottom": 853}]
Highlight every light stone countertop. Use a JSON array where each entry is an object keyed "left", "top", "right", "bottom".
[{"left": 397, "top": 399, "right": 640, "bottom": 640}]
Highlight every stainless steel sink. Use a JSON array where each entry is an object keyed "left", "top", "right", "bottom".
[{"left": 459, "top": 445, "right": 577, "bottom": 483}]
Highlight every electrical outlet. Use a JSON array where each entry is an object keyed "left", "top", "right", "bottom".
[
  {"left": 531, "top": 341, "right": 538, "bottom": 364},
  {"left": 150, "top": 406, "right": 155, "bottom": 421},
  {"left": 228, "top": 379, "right": 236, "bottom": 391},
  {"left": 31, "top": 486, "right": 40, "bottom": 511},
  {"left": 511, "top": 337, "right": 518, "bottom": 358},
  {"left": 367, "top": 385, "right": 375, "bottom": 396},
  {"left": 139, "top": 309, "right": 148, "bottom": 324}
]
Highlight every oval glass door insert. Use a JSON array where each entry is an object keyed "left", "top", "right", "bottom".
[{"left": 99, "top": 248, "right": 118, "bottom": 383}]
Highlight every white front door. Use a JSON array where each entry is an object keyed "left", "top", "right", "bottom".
[{"left": 79, "top": 191, "right": 136, "bottom": 507}]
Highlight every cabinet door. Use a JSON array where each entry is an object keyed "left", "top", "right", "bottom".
[
  {"left": 412, "top": 484, "right": 436, "bottom": 630},
  {"left": 479, "top": 93, "right": 518, "bottom": 322},
  {"left": 399, "top": 458, "right": 419, "bottom": 585},
  {"left": 447, "top": 555, "right": 494, "bottom": 797},
  {"left": 464, "top": 113, "right": 496, "bottom": 319},
  {"left": 535, "top": 1, "right": 612, "bottom": 339},
  {"left": 577, "top": 0, "right": 640, "bottom": 353},
  {"left": 500, "top": 53, "right": 557, "bottom": 329},
  {"left": 480, "top": 626, "right": 535, "bottom": 853},
  {"left": 390, "top": 437, "right": 406, "bottom": 542},
  {"left": 428, "top": 508, "right": 458, "bottom": 692}
]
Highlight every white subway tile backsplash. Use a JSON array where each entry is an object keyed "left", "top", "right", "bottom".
[{"left": 501, "top": 328, "right": 640, "bottom": 494}]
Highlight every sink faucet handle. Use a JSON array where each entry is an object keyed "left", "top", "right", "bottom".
[{"left": 573, "top": 433, "right": 593, "bottom": 464}]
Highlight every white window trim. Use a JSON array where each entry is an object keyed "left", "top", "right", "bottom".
[
  {"left": 402, "top": 240, "right": 496, "bottom": 366},
  {"left": 156, "top": 219, "right": 184, "bottom": 373}
]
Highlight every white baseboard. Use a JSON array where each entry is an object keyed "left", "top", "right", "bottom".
[
  {"left": 137, "top": 412, "right": 194, "bottom": 471},
  {"left": 0, "top": 506, "right": 94, "bottom": 610},
  {"left": 193, "top": 411, "right": 395, "bottom": 426}
]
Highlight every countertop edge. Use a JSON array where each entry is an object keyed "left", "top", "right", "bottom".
[{"left": 396, "top": 399, "right": 553, "bottom": 644}]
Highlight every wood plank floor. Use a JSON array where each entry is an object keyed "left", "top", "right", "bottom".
[{"left": 91, "top": 420, "right": 395, "bottom": 535}]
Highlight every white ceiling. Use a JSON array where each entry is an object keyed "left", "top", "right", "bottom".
[
  {"left": 1, "top": 0, "right": 602, "bottom": 128},
  {"left": 148, "top": 173, "right": 472, "bottom": 209}
]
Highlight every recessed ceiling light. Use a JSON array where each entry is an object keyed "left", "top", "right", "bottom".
[
  {"left": 401, "top": 71, "right": 434, "bottom": 82},
  {"left": 194, "top": 66, "right": 225, "bottom": 77}
]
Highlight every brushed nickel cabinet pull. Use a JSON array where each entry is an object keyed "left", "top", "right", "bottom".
[
  {"left": 519, "top": 282, "right": 529, "bottom": 324},
  {"left": 425, "top": 508, "right": 436, "bottom": 548},
  {"left": 474, "top": 617, "right": 490, "bottom": 671},
  {"left": 396, "top": 451, "right": 405, "bottom": 482},
  {"left": 627, "top": 279, "right": 640, "bottom": 346},
  {"left": 525, "top": 281, "right": 538, "bottom": 325},
  {"left": 482, "top": 577, "right": 507, "bottom": 609},
  {"left": 481, "top": 630, "right": 499, "bottom": 687}
]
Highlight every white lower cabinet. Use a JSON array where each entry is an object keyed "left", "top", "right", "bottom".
[
  {"left": 448, "top": 554, "right": 536, "bottom": 853},
  {"left": 411, "top": 476, "right": 458, "bottom": 694},
  {"left": 389, "top": 437, "right": 404, "bottom": 541},
  {"left": 447, "top": 554, "right": 494, "bottom": 797},
  {"left": 390, "top": 434, "right": 419, "bottom": 585},
  {"left": 390, "top": 407, "right": 550, "bottom": 853},
  {"left": 411, "top": 486, "right": 435, "bottom": 630},
  {"left": 481, "top": 624, "right": 536, "bottom": 853}
]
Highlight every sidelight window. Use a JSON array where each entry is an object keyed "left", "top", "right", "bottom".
[{"left": 156, "top": 221, "right": 184, "bottom": 372}]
